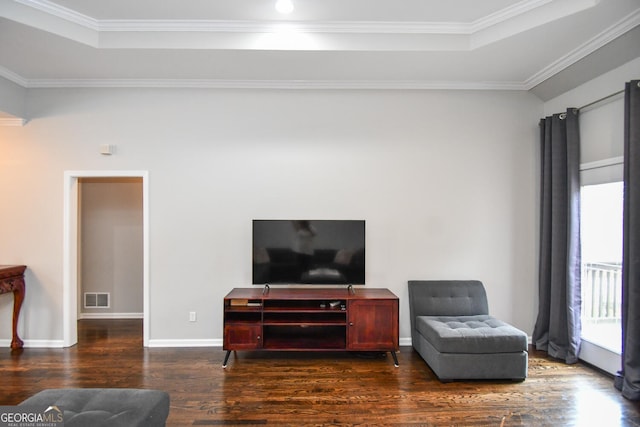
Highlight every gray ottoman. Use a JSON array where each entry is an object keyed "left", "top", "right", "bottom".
[
  {"left": 414, "top": 314, "right": 529, "bottom": 380},
  {"left": 19, "top": 388, "right": 170, "bottom": 427}
]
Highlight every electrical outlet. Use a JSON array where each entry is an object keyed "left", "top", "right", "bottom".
[{"left": 189, "top": 311, "right": 197, "bottom": 322}]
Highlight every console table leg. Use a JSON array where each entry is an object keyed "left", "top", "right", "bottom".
[
  {"left": 0, "top": 266, "right": 26, "bottom": 350},
  {"left": 222, "top": 350, "right": 232, "bottom": 368},
  {"left": 10, "top": 277, "right": 25, "bottom": 350},
  {"left": 391, "top": 351, "right": 399, "bottom": 367}
]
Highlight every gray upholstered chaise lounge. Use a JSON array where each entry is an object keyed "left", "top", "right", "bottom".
[{"left": 408, "top": 280, "right": 528, "bottom": 381}]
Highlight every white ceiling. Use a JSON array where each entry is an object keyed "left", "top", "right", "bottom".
[{"left": 0, "top": 0, "right": 639, "bottom": 100}]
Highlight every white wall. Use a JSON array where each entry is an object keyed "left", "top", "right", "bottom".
[{"left": 0, "top": 87, "right": 541, "bottom": 347}]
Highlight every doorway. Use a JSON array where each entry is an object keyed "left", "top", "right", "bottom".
[
  {"left": 63, "top": 171, "right": 149, "bottom": 347},
  {"left": 78, "top": 177, "right": 143, "bottom": 322}
]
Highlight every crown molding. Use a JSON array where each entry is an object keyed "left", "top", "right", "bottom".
[
  {"left": 470, "top": 0, "right": 554, "bottom": 33},
  {"left": 13, "top": 0, "right": 97, "bottom": 29},
  {"left": 0, "top": 117, "right": 28, "bottom": 126},
  {"left": 0, "top": 65, "right": 29, "bottom": 87},
  {"left": 525, "top": 8, "right": 640, "bottom": 89},
  {"left": 97, "top": 19, "right": 468, "bottom": 35},
  {"left": 21, "top": 78, "right": 527, "bottom": 91}
]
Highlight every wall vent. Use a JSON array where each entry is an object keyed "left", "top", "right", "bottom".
[{"left": 84, "top": 292, "right": 110, "bottom": 308}]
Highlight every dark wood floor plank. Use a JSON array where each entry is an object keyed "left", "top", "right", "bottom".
[{"left": 1, "top": 319, "right": 639, "bottom": 426}]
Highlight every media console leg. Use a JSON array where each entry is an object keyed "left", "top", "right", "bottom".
[
  {"left": 391, "top": 351, "right": 399, "bottom": 367},
  {"left": 222, "top": 350, "right": 232, "bottom": 368}
]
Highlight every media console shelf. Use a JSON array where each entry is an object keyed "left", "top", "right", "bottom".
[{"left": 223, "top": 287, "right": 399, "bottom": 367}]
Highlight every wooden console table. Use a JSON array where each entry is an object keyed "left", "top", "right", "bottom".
[
  {"left": 0, "top": 265, "right": 26, "bottom": 349},
  {"left": 223, "top": 287, "right": 399, "bottom": 367}
]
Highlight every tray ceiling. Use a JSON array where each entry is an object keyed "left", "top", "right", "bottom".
[{"left": 0, "top": 0, "right": 639, "bottom": 100}]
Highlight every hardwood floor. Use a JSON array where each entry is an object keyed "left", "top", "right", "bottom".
[{"left": 1, "top": 319, "right": 639, "bottom": 426}]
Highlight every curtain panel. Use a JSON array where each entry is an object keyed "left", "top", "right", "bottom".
[
  {"left": 533, "top": 108, "right": 582, "bottom": 364},
  {"left": 616, "top": 80, "right": 640, "bottom": 400}
]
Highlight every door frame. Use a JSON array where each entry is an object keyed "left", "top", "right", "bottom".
[{"left": 63, "top": 170, "right": 149, "bottom": 347}]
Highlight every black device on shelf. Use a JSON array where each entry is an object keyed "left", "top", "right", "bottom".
[{"left": 252, "top": 219, "right": 365, "bottom": 285}]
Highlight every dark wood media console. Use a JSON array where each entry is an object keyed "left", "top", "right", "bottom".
[{"left": 223, "top": 287, "right": 399, "bottom": 367}]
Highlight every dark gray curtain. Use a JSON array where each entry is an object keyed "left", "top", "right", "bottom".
[
  {"left": 615, "top": 80, "right": 640, "bottom": 400},
  {"left": 533, "top": 108, "right": 581, "bottom": 364}
]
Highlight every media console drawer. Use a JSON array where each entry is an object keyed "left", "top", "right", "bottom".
[{"left": 222, "top": 287, "right": 399, "bottom": 367}]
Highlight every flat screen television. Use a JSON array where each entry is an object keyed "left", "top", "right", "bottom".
[{"left": 253, "top": 220, "right": 365, "bottom": 285}]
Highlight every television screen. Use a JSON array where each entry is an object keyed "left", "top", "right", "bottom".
[{"left": 253, "top": 220, "right": 365, "bottom": 285}]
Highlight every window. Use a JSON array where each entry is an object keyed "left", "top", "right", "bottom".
[
  {"left": 576, "top": 92, "right": 624, "bottom": 372},
  {"left": 580, "top": 181, "right": 623, "bottom": 353}
]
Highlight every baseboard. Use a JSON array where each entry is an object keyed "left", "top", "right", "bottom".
[
  {"left": 148, "top": 338, "right": 223, "bottom": 348},
  {"left": 79, "top": 312, "right": 144, "bottom": 320},
  {"left": 2, "top": 337, "right": 410, "bottom": 349},
  {"left": 0, "top": 339, "right": 65, "bottom": 348},
  {"left": 399, "top": 337, "right": 412, "bottom": 347}
]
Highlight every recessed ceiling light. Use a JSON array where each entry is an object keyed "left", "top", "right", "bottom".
[{"left": 275, "top": 0, "right": 294, "bottom": 14}]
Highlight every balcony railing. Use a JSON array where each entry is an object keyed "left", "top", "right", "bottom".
[{"left": 581, "top": 262, "right": 622, "bottom": 322}]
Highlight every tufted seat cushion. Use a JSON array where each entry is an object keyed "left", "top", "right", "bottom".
[
  {"left": 19, "top": 388, "right": 169, "bottom": 427},
  {"left": 416, "top": 315, "right": 528, "bottom": 354}
]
